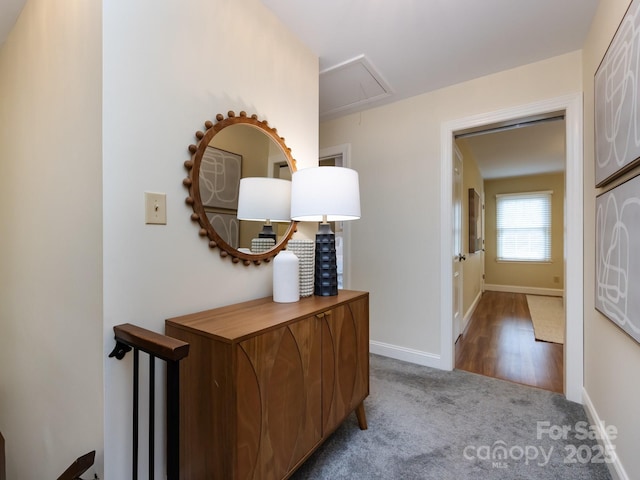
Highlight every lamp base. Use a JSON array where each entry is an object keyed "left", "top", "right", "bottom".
[
  {"left": 258, "top": 224, "right": 276, "bottom": 242},
  {"left": 314, "top": 223, "right": 338, "bottom": 296}
]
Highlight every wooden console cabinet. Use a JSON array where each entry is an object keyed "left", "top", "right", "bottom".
[{"left": 165, "top": 290, "right": 369, "bottom": 479}]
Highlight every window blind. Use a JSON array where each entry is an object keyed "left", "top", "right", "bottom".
[{"left": 496, "top": 191, "right": 552, "bottom": 262}]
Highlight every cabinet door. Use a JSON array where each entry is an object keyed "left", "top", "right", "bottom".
[
  {"left": 321, "top": 297, "right": 369, "bottom": 435},
  {"left": 236, "top": 315, "right": 322, "bottom": 480}
]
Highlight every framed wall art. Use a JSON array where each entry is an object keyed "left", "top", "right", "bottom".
[
  {"left": 205, "top": 212, "right": 240, "bottom": 249},
  {"left": 200, "top": 146, "right": 242, "bottom": 248},
  {"left": 594, "top": 0, "right": 640, "bottom": 187},
  {"left": 199, "top": 146, "right": 242, "bottom": 210},
  {"left": 595, "top": 173, "right": 640, "bottom": 343},
  {"left": 468, "top": 188, "right": 482, "bottom": 253}
]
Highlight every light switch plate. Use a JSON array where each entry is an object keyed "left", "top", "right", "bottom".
[{"left": 145, "top": 192, "right": 166, "bottom": 225}]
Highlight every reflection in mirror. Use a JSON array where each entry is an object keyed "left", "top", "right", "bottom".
[
  {"left": 207, "top": 125, "right": 290, "bottom": 249},
  {"left": 200, "top": 146, "right": 242, "bottom": 247},
  {"left": 237, "top": 177, "right": 292, "bottom": 244},
  {"left": 183, "top": 111, "right": 297, "bottom": 265}
]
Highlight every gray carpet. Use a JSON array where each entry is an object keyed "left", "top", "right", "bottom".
[{"left": 291, "top": 354, "right": 612, "bottom": 480}]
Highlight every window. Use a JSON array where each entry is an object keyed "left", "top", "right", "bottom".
[{"left": 496, "top": 191, "right": 552, "bottom": 262}]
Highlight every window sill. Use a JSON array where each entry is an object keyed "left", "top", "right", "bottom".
[{"left": 495, "top": 259, "right": 552, "bottom": 264}]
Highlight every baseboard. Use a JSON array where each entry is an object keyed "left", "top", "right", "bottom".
[
  {"left": 484, "top": 284, "right": 564, "bottom": 297},
  {"left": 462, "top": 290, "right": 482, "bottom": 334},
  {"left": 582, "top": 388, "right": 628, "bottom": 480},
  {"left": 370, "top": 340, "right": 441, "bottom": 369}
]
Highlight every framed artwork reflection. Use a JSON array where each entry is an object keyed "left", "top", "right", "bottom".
[
  {"left": 205, "top": 212, "right": 239, "bottom": 249},
  {"left": 199, "top": 146, "right": 242, "bottom": 209},
  {"left": 468, "top": 188, "right": 482, "bottom": 253}
]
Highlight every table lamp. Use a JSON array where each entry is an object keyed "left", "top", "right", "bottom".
[
  {"left": 237, "top": 177, "right": 291, "bottom": 242},
  {"left": 291, "top": 166, "right": 361, "bottom": 296}
]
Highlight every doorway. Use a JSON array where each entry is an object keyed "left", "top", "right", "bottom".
[
  {"left": 453, "top": 115, "right": 566, "bottom": 393},
  {"left": 440, "top": 94, "right": 584, "bottom": 403},
  {"left": 319, "top": 144, "right": 352, "bottom": 289}
]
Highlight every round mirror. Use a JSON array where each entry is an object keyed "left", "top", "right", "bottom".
[{"left": 183, "top": 111, "right": 297, "bottom": 265}]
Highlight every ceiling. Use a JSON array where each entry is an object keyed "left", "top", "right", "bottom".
[
  {"left": 262, "top": 0, "right": 598, "bottom": 121},
  {"left": 0, "top": 1, "right": 594, "bottom": 179},
  {"left": 262, "top": 0, "right": 595, "bottom": 178},
  {"left": 459, "top": 117, "right": 566, "bottom": 179}
]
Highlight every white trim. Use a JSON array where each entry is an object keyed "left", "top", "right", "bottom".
[
  {"left": 494, "top": 260, "right": 554, "bottom": 265},
  {"left": 319, "top": 143, "right": 350, "bottom": 166},
  {"left": 563, "top": 94, "right": 584, "bottom": 403},
  {"left": 440, "top": 93, "right": 584, "bottom": 403},
  {"left": 495, "top": 190, "right": 553, "bottom": 198},
  {"left": 462, "top": 290, "right": 483, "bottom": 333},
  {"left": 441, "top": 132, "right": 454, "bottom": 369},
  {"left": 583, "top": 389, "right": 628, "bottom": 480},
  {"left": 484, "top": 284, "right": 564, "bottom": 297},
  {"left": 370, "top": 340, "right": 441, "bottom": 369}
]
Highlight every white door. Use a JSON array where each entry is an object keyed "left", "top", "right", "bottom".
[
  {"left": 452, "top": 145, "right": 465, "bottom": 340},
  {"left": 481, "top": 191, "right": 486, "bottom": 293}
]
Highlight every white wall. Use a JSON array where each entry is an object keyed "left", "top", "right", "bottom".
[
  {"left": 102, "top": 0, "right": 318, "bottom": 476},
  {"left": 0, "top": 0, "right": 103, "bottom": 477},
  {"left": 582, "top": 0, "right": 640, "bottom": 478},
  {"left": 320, "top": 51, "right": 581, "bottom": 363}
]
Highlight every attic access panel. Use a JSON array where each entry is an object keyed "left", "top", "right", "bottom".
[{"left": 320, "top": 55, "right": 392, "bottom": 118}]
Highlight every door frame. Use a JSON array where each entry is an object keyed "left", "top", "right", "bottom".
[{"left": 439, "top": 93, "right": 584, "bottom": 403}]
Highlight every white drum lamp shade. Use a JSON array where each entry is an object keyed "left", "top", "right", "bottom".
[
  {"left": 237, "top": 177, "right": 291, "bottom": 242},
  {"left": 290, "top": 167, "right": 360, "bottom": 296},
  {"left": 237, "top": 177, "right": 292, "bottom": 222},
  {"left": 290, "top": 167, "right": 360, "bottom": 222}
]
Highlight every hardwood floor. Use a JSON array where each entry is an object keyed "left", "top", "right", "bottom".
[{"left": 455, "top": 291, "right": 563, "bottom": 393}]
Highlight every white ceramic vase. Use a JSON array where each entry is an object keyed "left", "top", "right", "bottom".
[{"left": 273, "top": 250, "right": 300, "bottom": 303}]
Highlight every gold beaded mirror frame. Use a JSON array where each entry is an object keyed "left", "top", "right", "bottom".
[{"left": 183, "top": 111, "right": 298, "bottom": 265}]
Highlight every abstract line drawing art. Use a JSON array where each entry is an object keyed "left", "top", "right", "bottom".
[
  {"left": 205, "top": 212, "right": 239, "bottom": 249},
  {"left": 199, "top": 146, "right": 242, "bottom": 210},
  {"left": 595, "top": 174, "right": 640, "bottom": 343},
  {"left": 199, "top": 146, "right": 242, "bottom": 247},
  {"left": 594, "top": 0, "right": 640, "bottom": 187}
]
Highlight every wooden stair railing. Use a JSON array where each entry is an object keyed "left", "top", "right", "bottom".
[
  {"left": 57, "top": 451, "right": 95, "bottom": 480},
  {"left": 2, "top": 422, "right": 95, "bottom": 480},
  {"left": 109, "top": 323, "right": 189, "bottom": 480}
]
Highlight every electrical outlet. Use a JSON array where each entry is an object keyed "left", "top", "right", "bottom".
[{"left": 145, "top": 192, "right": 166, "bottom": 225}]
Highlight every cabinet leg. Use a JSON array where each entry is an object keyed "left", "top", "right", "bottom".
[{"left": 355, "top": 402, "right": 368, "bottom": 430}]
